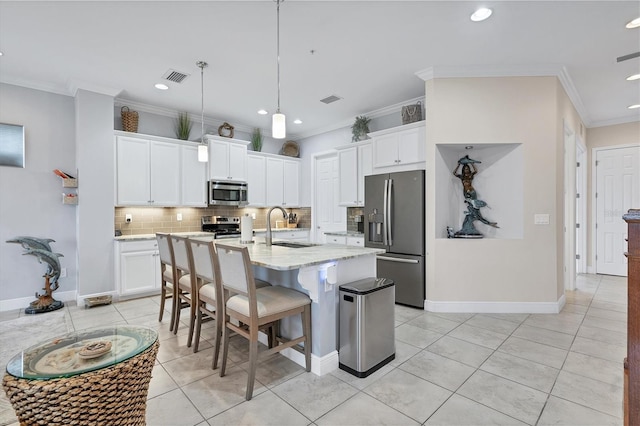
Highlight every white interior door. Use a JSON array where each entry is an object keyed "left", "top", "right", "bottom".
[
  {"left": 313, "top": 153, "right": 346, "bottom": 243},
  {"left": 576, "top": 140, "right": 587, "bottom": 274},
  {"left": 596, "top": 145, "right": 640, "bottom": 276}
]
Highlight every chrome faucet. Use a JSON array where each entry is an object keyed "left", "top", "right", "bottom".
[{"left": 265, "top": 206, "right": 288, "bottom": 246}]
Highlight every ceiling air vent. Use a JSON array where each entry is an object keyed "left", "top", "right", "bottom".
[
  {"left": 320, "top": 95, "right": 342, "bottom": 104},
  {"left": 162, "top": 69, "right": 190, "bottom": 83}
]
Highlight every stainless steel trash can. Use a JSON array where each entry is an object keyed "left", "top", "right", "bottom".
[{"left": 339, "top": 277, "right": 395, "bottom": 378}]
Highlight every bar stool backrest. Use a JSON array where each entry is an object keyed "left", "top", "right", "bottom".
[
  {"left": 189, "top": 239, "right": 215, "bottom": 284},
  {"left": 170, "top": 235, "right": 190, "bottom": 274}
]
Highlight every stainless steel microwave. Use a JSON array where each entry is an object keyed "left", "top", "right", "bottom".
[{"left": 208, "top": 180, "right": 248, "bottom": 206}]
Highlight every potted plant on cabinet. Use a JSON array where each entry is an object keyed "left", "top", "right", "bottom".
[
  {"left": 251, "top": 128, "right": 263, "bottom": 152},
  {"left": 351, "top": 116, "right": 371, "bottom": 142},
  {"left": 175, "top": 112, "right": 192, "bottom": 140}
]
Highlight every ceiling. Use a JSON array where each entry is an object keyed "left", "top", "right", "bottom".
[{"left": 1, "top": 1, "right": 639, "bottom": 139}]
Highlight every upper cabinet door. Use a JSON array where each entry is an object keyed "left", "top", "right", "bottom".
[
  {"left": 208, "top": 139, "right": 230, "bottom": 180},
  {"left": 283, "top": 159, "right": 300, "bottom": 207},
  {"left": 338, "top": 147, "right": 358, "bottom": 206},
  {"left": 246, "top": 154, "right": 266, "bottom": 207},
  {"left": 265, "top": 157, "right": 284, "bottom": 206},
  {"left": 116, "top": 137, "right": 151, "bottom": 205},
  {"left": 357, "top": 143, "right": 373, "bottom": 205},
  {"left": 150, "top": 141, "right": 181, "bottom": 206},
  {"left": 228, "top": 143, "right": 248, "bottom": 181},
  {"left": 397, "top": 127, "right": 424, "bottom": 165},
  {"left": 372, "top": 133, "right": 399, "bottom": 168},
  {"left": 180, "top": 145, "right": 207, "bottom": 206}
]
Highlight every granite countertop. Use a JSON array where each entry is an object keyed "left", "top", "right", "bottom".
[
  {"left": 253, "top": 228, "right": 310, "bottom": 233},
  {"left": 323, "top": 231, "right": 364, "bottom": 237},
  {"left": 191, "top": 236, "right": 384, "bottom": 271},
  {"left": 115, "top": 228, "right": 312, "bottom": 242},
  {"left": 115, "top": 232, "right": 210, "bottom": 242}
]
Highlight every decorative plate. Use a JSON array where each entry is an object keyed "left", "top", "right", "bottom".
[{"left": 282, "top": 140, "right": 299, "bottom": 157}]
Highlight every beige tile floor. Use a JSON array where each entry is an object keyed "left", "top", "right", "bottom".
[{"left": 0, "top": 273, "right": 626, "bottom": 425}]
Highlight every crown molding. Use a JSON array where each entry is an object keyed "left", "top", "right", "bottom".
[
  {"left": 588, "top": 114, "right": 640, "bottom": 129},
  {"left": 295, "top": 95, "right": 426, "bottom": 140},
  {"left": 68, "top": 79, "right": 122, "bottom": 98},
  {"left": 0, "top": 75, "right": 71, "bottom": 97},
  {"left": 415, "top": 64, "right": 592, "bottom": 127}
]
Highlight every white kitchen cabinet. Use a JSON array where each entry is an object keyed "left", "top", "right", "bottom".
[
  {"left": 115, "top": 240, "right": 160, "bottom": 297},
  {"left": 246, "top": 154, "right": 267, "bottom": 207},
  {"left": 346, "top": 235, "right": 365, "bottom": 247},
  {"left": 266, "top": 156, "right": 300, "bottom": 207},
  {"left": 116, "top": 136, "right": 180, "bottom": 206},
  {"left": 325, "top": 234, "right": 347, "bottom": 245},
  {"left": 277, "top": 229, "right": 310, "bottom": 241},
  {"left": 115, "top": 133, "right": 207, "bottom": 207},
  {"left": 370, "top": 122, "right": 425, "bottom": 171},
  {"left": 283, "top": 159, "right": 300, "bottom": 206},
  {"left": 254, "top": 229, "right": 309, "bottom": 242},
  {"left": 180, "top": 145, "right": 207, "bottom": 206},
  {"left": 207, "top": 135, "right": 248, "bottom": 181},
  {"left": 337, "top": 141, "right": 371, "bottom": 206}
]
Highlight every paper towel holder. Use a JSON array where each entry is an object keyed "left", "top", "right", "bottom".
[{"left": 240, "top": 213, "right": 254, "bottom": 244}]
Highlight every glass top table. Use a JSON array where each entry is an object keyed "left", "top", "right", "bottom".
[{"left": 5, "top": 325, "right": 158, "bottom": 380}]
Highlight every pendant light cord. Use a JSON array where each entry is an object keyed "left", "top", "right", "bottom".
[
  {"left": 276, "top": 0, "right": 281, "bottom": 113},
  {"left": 197, "top": 60, "right": 208, "bottom": 142}
]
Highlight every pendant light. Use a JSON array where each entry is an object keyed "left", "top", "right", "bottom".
[
  {"left": 197, "top": 60, "right": 209, "bottom": 162},
  {"left": 272, "top": 0, "right": 286, "bottom": 139}
]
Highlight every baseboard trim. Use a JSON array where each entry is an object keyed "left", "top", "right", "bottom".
[
  {"left": 256, "top": 331, "right": 338, "bottom": 375},
  {"left": 425, "top": 294, "right": 566, "bottom": 314},
  {"left": 0, "top": 290, "right": 77, "bottom": 312}
]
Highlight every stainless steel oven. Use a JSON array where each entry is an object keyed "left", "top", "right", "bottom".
[{"left": 208, "top": 180, "right": 248, "bottom": 206}]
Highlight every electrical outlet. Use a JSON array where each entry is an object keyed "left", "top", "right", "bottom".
[
  {"left": 125, "top": 214, "right": 132, "bottom": 223},
  {"left": 60, "top": 267, "right": 67, "bottom": 278},
  {"left": 177, "top": 213, "right": 183, "bottom": 221}
]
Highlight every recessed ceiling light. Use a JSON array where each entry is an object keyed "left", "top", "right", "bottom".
[
  {"left": 626, "top": 17, "right": 640, "bottom": 29},
  {"left": 0, "top": 52, "right": 3, "bottom": 56},
  {"left": 470, "top": 8, "right": 492, "bottom": 22},
  {"left": 257, "top": 109, "right": 268, "bottom": 115},
  {"left": 465, "top": 145, "right": 474, "bottom": 150},
  {"left": 628, "top": 104, "right": 640, "bottom": 109},
  {"left": 627, "top": 73, "right": 640, "bottom": 81},
  {"left": 293, "top": 119, "right": 302, "bottom": 124},
  {"left": 154, "top": 83, "right": 169, "bottom": 90}
]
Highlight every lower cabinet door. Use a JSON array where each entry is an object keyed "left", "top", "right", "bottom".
[{"left": 119, "top": 250, "right": 159, "bottom": 296}]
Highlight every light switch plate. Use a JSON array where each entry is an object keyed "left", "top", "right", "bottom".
[
  {"left": 177, "top": 213, "right": 183, "bottom": 221},
  {"left": 534, "top": 214, "right": 550, "bottom": 225}
]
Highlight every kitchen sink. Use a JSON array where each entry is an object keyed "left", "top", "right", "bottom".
[{"left": 270, "top": 241, "right": 317, "bottom": 249}]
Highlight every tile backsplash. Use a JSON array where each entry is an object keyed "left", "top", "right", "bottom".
[
  {"left": 115, "top": 206, "right": 311, "bottom": 236},
  {"left": 347, "top": 207, "right": 364, "bottom": 233}
]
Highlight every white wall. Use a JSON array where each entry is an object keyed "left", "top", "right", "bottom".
[
  {"left": 0, "top": 84, "right": 77, "bottom": 303},
  {"left": 425, "top": 76, "right": 562, "bottom": 310},
  {"left": 76, "top": 90, "right": 115, "bottom": 298}
]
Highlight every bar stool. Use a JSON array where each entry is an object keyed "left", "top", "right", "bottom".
[
  {"left": 169, "top": 235, "right": 197, "bottom": 346},
  {"left": 213, "top": 243, "right": 312, "bottom": 400},
  {"left": 155, "top": 233, "right": 177, "bottom": 331}
]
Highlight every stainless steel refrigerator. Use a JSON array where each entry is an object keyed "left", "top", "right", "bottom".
[{"left": 364, "top": 170, "right": 425, "bottom": 308}]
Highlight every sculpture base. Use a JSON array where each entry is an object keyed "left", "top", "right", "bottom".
[
  {"left": 453, "top": 233, "right": 484, "bottom": 239},
  {"left": 25, "top": 299, "right": 64, "bottom": 315}
]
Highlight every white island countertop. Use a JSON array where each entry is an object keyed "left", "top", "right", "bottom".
[{"left": 192, "top": 237, "right": 384, "bottom": 271}]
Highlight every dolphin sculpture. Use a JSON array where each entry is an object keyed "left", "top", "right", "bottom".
[
  {"left": 22, "top": 248, "right": 63, "bottom": 289},
  {"left": 6, "top": 236, "right": 55, "bottom": 252},
  {"left": 458, "top": 155, "right": 482, "bottom": 165}
]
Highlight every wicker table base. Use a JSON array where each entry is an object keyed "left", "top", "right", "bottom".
[{"left": 2, "top": 340, "right": 159, "bottom": 426}]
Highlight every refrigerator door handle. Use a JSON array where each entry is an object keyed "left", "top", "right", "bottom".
[
  {"left": 377, "top": 255, "right": 420, "bottom": 264},
  {"left": 383, "top": 178, "right": 388, "bottom": 245},
  {"left": 387, "top": 178, "right": 393, "bottom": 246}
]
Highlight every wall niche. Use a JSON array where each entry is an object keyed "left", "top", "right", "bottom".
[{"left": 436, "top": 143, "right": 523, "bottom": 240}]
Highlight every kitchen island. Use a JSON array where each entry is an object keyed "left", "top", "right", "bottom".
[{"left": 192, "top": 236, "right": 385, "bottom": 375}]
